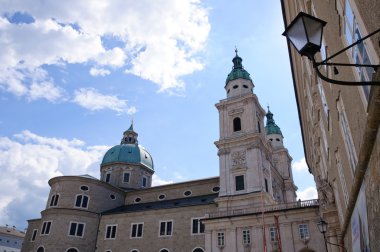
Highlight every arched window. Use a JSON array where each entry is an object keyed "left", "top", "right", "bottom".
[
  {"left": 193, "top": 248, "right": 204, "bottom": 252},
  {"left": 37, "top": 247, "right": 44, "bottom": 252},
  {"left": 66, "top": 248, "right": 79, "bottom": 252},
  {"left": 233, "top": 117, "right": 241, "bottom": 132},
  {"left": 159, "top": 249, "right": 170, "bottom": 252}
]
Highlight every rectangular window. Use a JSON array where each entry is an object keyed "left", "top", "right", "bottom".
[
  {"left": 336, "top": 152, "right": 349, "bottom": 206},
  {"left": 265, "top": 179, "right": 269, "bottom": 192},
  {"left": 123, "top": 172, "right": 130, "bottom": 183},
  {"left": 142, "top": 176, "right": 147, "bottom": 187},
  {"left": 105, "top": 172, "right": 111, "bottom": 183},
  {"left": 41, "top": 221, "right": 52, "bottom": 235},
  {"left": 191, "top": 218, "right": 205, "bottom": 235},
  {"left": 75, "top": 195, "right": 89, "bottom": 208},
  {"left": 69, "top": 222, "right": 85, "bottom": 237},
  {"left": 235, "top": 175, "right": 245, "bottom": 191},
  {"left": 131, "top": 223, "right": 143, "bottom": 238},
  {"left": 49, "top": 194, "right": 59, "bottom": 207},
  {"left": 31, "top": 229, "right": 38, "bottom": 241},
  {"left": 105, "top": 225, "right": 117, "bottom": 239},
  {"left": 337, "top": 100, "right": 357, "bottom": 173},
  {"left": 159, "top": 220, "right": 173, "bottom": 236},
  {"left": 270, "top": 226, "right": 277, "bottom": 242},
  {"left": 344, "top": 0, "right": 372, "bottom": 101},
  {"left": 243, "top": 229, "right": 251, "bottom": 245},
  {"left": 298, "top": 224, "right": 310, "bottom": 239},
  {"left": 217, "top": 232, "right": 225, "bottom": 247}
]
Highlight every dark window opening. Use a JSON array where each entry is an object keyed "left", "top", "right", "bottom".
[
  {"left": 243, "top": 84, "right": 248, "bottom": 88},
  {"left": 50, "top": 194, "right": 59, "bottom": 207},
  {"left": 109, "top": 194, "right": 116, "bottom": 200},
  {"left": 134, "top": 197, "right": 141, "bottom": 203},
  {"left": 257, "top": 121, "right": 261, "bottom": 133},
  {"left": 67, "top": 249, "right": 79, "bottom": 252},
  {"left": 31, "top": 229, "right": 37, "bottom": 241},
  {"left": 212, "top": 186, "right": 220, "bottom": 193},
  {"left": 184, "top": 190, "right": 192, "bottom": 196},
  {"left": 123, "top": 172, "right": 130, "bottom": 183},
  {"left": 276, "top": 138, "right": 280, "bottom": 141},
  {"left": 80, "top": 185, "right": 89, "bottom": 191},
  {"left": 192, "top": 219, "right": 205, "bottom": 234},
  {"left": 158, "top": 194, "right": 165, "bottom": 200},
  {"left": 37, "top": 247, "right": 45, "bottom": 252},
  {"left": 265, "top": 179, "right": 269, "bottom": 192},
  {"left": 142, "top": 177, "right": 147, "bottom": 187},
  {"left": 105, "top": 173, "right": 111, "bottom": 183},
  {"left": 235, "top": 175, "right": 245, "bottom": 191},
  {"left": 233, "top": 117, "right": 241, "bottom": 132},
  {"left": 105, "top": 225, "right": 117, "bottom": 239},
  {"left": 75, "top": 195, "right": 89, "bottom": 208},
  {"left": 233, "top": 85, "right": 239, "bottom": 89}
]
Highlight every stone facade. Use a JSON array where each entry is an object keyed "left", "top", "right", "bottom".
[
  {"left": 21, "top": 52, "right": 326, "bottom": 252},
  {"left": 281, "top": 0, "right": 380, "bottom": 251},
  {"left": 0, "top": 225, "right": 25, "bottom": 252}
]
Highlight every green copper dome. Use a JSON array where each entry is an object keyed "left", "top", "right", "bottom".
[
  {"left": 225, "top": 50, "right": 252, "bottom": 85},
  {"left": 101, "top": 123, "right": 154, "bottom": 170},
  {"left": 265, "top": 109, "right": 283, "bottom": 137},
  {"left": 101, "top": 144, "right": 154, "bottom": 170}
]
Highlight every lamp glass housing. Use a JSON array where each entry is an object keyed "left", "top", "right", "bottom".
[
  {"left": 317, "top": 219, "right": 328, "bottom": 234},
  {"left": 283, "top": 12, "right": 327, "bottom": 59}
]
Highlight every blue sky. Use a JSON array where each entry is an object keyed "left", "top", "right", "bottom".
[{"left": 0, "top": 0, "right": 317, "bottom": 230}]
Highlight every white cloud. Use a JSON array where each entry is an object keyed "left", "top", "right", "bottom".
[
  {"left": 29, "top": 81, "right": 64, "bottom": 102},
  {"left": 0, "top": 131, "right": 109, "bottom": 229},
  {"left": 152, "top": 174, "right": 174, "bottom": 186},
  {"left": 0, "top": 0, "right": 210, "bottom": 98},
  {"left": 297, "top": 187, "right": 318, "bottom": 201},
  {"left": 72, "top": 88, "right": 132, "bottom": 114},
  {"left": 89, "top": 67, "right": 111, "bottom": 77},
  {"left": 292, "top": 157, "right": 308, "bottom": 172}
]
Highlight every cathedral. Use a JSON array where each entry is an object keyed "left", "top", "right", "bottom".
[{"left": 21, "top": 52, "right": 326, "bottom": 252}]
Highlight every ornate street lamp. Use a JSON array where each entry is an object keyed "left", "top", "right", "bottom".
[
  {"left": 283, "top": 12, "right": 380, "bottom": 86},
  {"left": 317, "top": 219, "right": 328, "bottom": 234},
  {"left": 317, "top": 219, "right": 328, "bottom": 252},
  {"left": 317, "top": 219, "right": 347, "bottom": 252}
]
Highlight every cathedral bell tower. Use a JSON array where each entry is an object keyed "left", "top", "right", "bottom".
[{"left": 215, "top": 51, "right": 276, "bottom": 206}]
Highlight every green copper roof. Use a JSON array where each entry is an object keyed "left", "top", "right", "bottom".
[
  {"left": 101, "top": 124, "right": 154, "bottom": 170},
  {"left": 101, "top": 144, "right": 154, "bottom": 170},
  {"left": 265, "top": 109, "right": 283, "bottom": 136},
  {"left": 123, "top": 122, "right": 134, "bottom": 134},
  {"left": 225, "top": 50, "right": 252, "bottom": 85}
]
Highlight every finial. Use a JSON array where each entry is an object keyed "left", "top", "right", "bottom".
[{"left": 235, "top": 46, "right": 238, "bottom": 56}]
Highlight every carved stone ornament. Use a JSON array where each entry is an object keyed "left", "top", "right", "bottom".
[
  {"left": 317, "top": 176, "right": 335, "bottom": 209},
  {"left": 232, "top": 150, "right": 246, "bottom": 167},
  {"left": 218, "top": 148, "right": 231, "bottom": 156}
]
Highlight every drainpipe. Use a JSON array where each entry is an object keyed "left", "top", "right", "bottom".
[{"left": 341, "top": 71, "right": 380, "bottom": 237}]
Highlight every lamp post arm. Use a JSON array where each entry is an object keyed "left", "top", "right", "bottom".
[
  {"left": 319, "top": 27, "right": 380, "bottom": 65},
  {"left": 312, "top": 57, "right": 380, "bottom": 86}
]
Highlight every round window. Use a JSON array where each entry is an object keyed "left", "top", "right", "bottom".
[
  {"left": 212, "top": 186, "right": 220, "bottom": 193},
  {"left": 134, "top": 197, "right": 141, "bottom": 203},
  {"left": 158, "top": 194, "right": 166, "bottom": 200},
  {"left": 233, "top": 85, "right": 239, "bottom": 89},
  {"left": 184, "top": 190, "right": 192, "bottom": 197},
  {"left": 80, "top": 185, "right": 89, "bottom": 191},
  {"left": 110, "top": 194, "right": 116, "bottom": 200}
]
